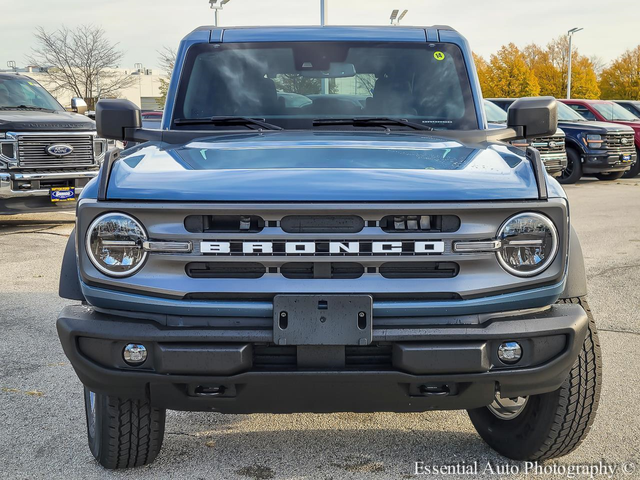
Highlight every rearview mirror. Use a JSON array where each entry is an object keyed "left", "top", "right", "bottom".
[
  {"left": 507, "top": 97, "right": 558, "bottom": 138},
  {"left": 96, "top": 99, "right": 142, "bottom": 141},
  {"left": 299, "top": 62, "right": 356, "bottom": 78},
  {"left": 71, "top": 97, "right": 87, "bottom": 114}
]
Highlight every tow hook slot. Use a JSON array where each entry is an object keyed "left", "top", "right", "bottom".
[
  {"left": 415, "top": 384, "right": 453, "bottom": 397},
  {"left": 194, "top": 385, "right": 226, "bottom": 397}
]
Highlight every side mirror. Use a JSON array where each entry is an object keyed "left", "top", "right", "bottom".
[
  {"left": 71, "top": 97, "right": 88, "bottom": 114},
  {"left": 507, "top": 97, "right": 558, "bottom": 138},
  {"left": 96, "top": 99, "right": 142, "bottom": 141}
]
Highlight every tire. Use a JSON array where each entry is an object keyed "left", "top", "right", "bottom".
[
  {"left": 595, "top": 171, "right": 625, "bottom": 181},
  {"left": 468, "top": 297, "right": 602, "bottom": 461},
  {"left": 84, "top": 387, "right": 166, "bottom": 469},
  {"left": 558, "top": 149, "right": 582, "bottom": 184},
  {"left": 622, "top": 149, "right": 640, "bottom": 178}
]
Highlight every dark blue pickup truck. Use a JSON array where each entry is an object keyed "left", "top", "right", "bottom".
[
  {"left": 56, "top": 26, "right": 601, "bottom": 468},
  {"left": 489, "top": 98, "right": 636, "bottom": 183}
]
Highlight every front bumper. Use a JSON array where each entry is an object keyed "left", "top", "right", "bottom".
[
  {"left": 582, "top": 151, "right": 636, "bottom": 174},
  {"left": 57, "top": 303, "right": 588, "bottom": 414},
  {"left": 0, "top": 170, "right": 97, "bottom": 214}
]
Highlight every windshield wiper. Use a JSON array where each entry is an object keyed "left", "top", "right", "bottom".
[
  {"left": 173, "top": 116, "right": 283, "bottom": 130},
  {"left": 313, "top": 117, "right": 434, "bottom": 131},
  {"left": 0, "top": 105, "right": 56, "bottom": 112}
]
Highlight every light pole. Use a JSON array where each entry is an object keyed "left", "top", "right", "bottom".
[
  {"left": 7, "top": 61, "right": 16, "bottom": 71},
  {"left": 134, "top": 63, "right": 143, "bottom": 107},
  {"left": 210, "top": 0, "right": 232, "bottom": 27},
  {"left": 390, "top": 9, "right": 408, "bottom": 25},
  {"left": 320, "top": 0, "right": 329, "bottom": 93},
  {"left": 567, "top": 27, "right": 583, "bottom": 99}
]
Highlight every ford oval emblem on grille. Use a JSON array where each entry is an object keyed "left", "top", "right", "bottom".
[
  {"left": 621, "top": 138, "right": 629, "bottom": 145},
  {"left": 47, "top": 144, "right": 74, "bottom": 156},
  {"left": 548, "top": 141, "right": 557, "bottom": 148}
]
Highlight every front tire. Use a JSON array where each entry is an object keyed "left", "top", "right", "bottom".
[
  {"left": 468, "top": 297, "right": 602, "bottom": 460},
  {"left": 84, "top": 387, "right": 166, "bottom": 469},
  {"left": 558, "top": 149, "right": 583, "bottom": 184},
  {"left": 595, "top": 171, "right": 625, "bottom": 181}
]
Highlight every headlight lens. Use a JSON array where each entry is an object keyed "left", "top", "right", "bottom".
[
  {"left": 585, "top": 134, "right": 603, "bottom": 148},
  {"left": 86, "top": 213, "right": 147, "bottom": 277},
  {"left": 496, "top": 212, "right": 558, "bottom": 277}
]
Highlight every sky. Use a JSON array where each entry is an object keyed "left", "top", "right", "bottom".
[{"left": 1, "top": 0, "right": 639, "bottom": 70}]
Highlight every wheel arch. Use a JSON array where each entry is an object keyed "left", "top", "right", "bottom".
[
  {"left": 560, "top": 225, "right": 588, "bottom": 299},
  {"left": 59, "top": 228, "right": 85, "bottom": 301}
]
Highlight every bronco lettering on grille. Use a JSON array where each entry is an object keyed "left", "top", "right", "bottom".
[{"left": 200, "top": 240, "right": 445, "bottom": 255}]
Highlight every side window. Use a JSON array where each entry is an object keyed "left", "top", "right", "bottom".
[{"left": 570, "top": 105, "right": 596, "bottom": 121}]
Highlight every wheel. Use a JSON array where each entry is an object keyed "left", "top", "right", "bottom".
[
  {"left": 84, "top": 386, "right": 166, "bottom": 469},
  {"left": 622, "top": 149, "right": 640, "bottom": 178},
  {"left": 595, "top": 171, "right": 625, "bottom": 181},
  {"left": 467, "top": 297, "right": 602, "bottom": 461},
  {"left": 558, "top": 149, "right": 582, "bottom": 184}
]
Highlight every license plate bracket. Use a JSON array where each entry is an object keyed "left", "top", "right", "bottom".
[
  {"left": 273, "top": 295, "right": 373, "bottom": 346},
  {"left": 50, "top": 187, "right": 76, "bottom": 202}
]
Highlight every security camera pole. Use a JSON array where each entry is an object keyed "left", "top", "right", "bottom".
[
  {"left": 567, "top": 27, "right": 583, "bottom": 99},
  {"left": 320, "top": 0, "right": 329, "bottom": 94}
]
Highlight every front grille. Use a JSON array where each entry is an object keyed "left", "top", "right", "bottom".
[
  {"left": 252, "top": 344, "right": 393, "bottom": 371},
  {"left": 379, "top": 262, "right": 458, "bottom": 279},
  {"left": 531, "top": 134, "right": 566, "bottom": 154},
  {"left": 17, "top": 134, "right": 96, "bottom": 168},
  {"left": 603, "top": 133, "right": 635, "bottom": 153}
]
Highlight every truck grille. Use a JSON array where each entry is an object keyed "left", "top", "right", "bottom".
[
  {"left": 531, "top": 133, "right": 566, "bottom": 155},
  {"left": 17, "top": 134, "right": 96, "bottom": 168},
  {"left": 603, "top": 133, "right": 635, "bottom": 154}
]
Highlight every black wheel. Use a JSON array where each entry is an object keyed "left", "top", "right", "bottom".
[
  {"left": 622, "top": 150, "right": 640, "bottom": 178},
  {"left": 558, "top": 149, "right": 582, "bottom": 184},
  {"left": 595, "top": 171, "right": 625, "bottom": 181},
  {"left": 468, "top": 297, "right": 602, "bottom": 461},
  {"left": 84, "top": 386, "right": 166, "bottom": 469}
]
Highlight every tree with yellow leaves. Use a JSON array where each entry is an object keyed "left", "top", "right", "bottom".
[
  {"left": 483, "top": 43, "right": 540, "bottom": 98},
  {"left": 473, "top": 53, "right": 492, "bottom": 96},
  {"left": 600, "top": 46, "right": 640, "bottom": 99}
]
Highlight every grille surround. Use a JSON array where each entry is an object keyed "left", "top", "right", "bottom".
[
  {"left": 603, "top": 133, "right": 636, "bottom": 154},
  {"left": 16, "top": 133, "right": 98, "bottom": 169}
]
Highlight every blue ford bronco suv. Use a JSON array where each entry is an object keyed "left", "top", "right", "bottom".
[{"left": 56, "top": 26, "right": 601, "bottom": 469}]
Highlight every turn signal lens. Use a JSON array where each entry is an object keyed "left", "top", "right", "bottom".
[
  {"left": 86, "top": 213, "right": 147, "bottom": 277},
  {"left": 496, "top": 213, "right": 558, "bottom": 277}
]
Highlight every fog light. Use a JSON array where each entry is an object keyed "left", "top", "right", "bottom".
[
  {"left": 123, "top": 344, "right": 147, "bottom": 365},
  {"left": 498, "top": 341, "right": 522, "bottom": 364}
]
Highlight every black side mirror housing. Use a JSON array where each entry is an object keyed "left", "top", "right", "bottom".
[
  {"left": 96, "top": 99, "right": 142, "bottom": 141},
  {"left": 507, "top": 97, "right": 558, "bottom": 138}
]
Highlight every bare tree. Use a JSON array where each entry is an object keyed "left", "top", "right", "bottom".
[
  {"left": 28, "top": 25, "right": 135, "bottom": 109},
  {"left": 589, "top": 55, "right": 607, "bottom": 77},
  {"left": 156, "top": 47, "right": 177, "bottom": 109}
]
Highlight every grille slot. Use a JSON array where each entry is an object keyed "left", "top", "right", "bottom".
[
  {"left": 185, "top": 215, "right": 265, "bottom": 233},
  {"left": 252, "top": 345, "right": 393, "bottom": 371},
  {"left": 531, "top": 134, "right": 566, "bottom": 154},
  {"left": 379, "top": 262, "right": 459, "bottom": 279},
  {"left": 186, "top": 262, "right": 266, "bottom": 279},
  {"left": 17, "top": 135, "right": 95, "bottom": 168},
  {"left": 280, "top": 262, "right": 364, "bottom": 279},
  {"left": 380, "top": 215, "right": 460, "bottom": 233},
  {"left": 281, "top": 215, "right": 364, "bottom": 233}
]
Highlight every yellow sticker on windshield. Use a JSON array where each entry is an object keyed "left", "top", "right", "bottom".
[
  {"left": 434, "top": 51, "right": 445, "bottom": 61},
  {"left": 28, "top": 81, "right": 36, "bottom": 86}
]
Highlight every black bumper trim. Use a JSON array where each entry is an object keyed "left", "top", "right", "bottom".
[{"left": 57, "top": 303, "right": 588, "bottom": 413}]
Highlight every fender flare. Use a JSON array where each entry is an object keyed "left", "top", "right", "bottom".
[
  {"left": 560, "top": 225, "right": 588, "bottom": 299},
  {"left": 59, "top": 228, "right": 85, "bottom": 301}
]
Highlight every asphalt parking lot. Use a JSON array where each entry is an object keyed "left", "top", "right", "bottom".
[{"left": 1, "top": 178, "right": 639, "bottom": 480}]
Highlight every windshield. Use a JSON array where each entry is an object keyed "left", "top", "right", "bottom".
[
  {"left": 592, "top": 102, "right": 640, "bottom": 122},
  {"left": 558, "top": 102, "right": 587, "bottom": 122},
  {"left": 484, "top": 100, "right": 507, "bottom": 123},
  {"left": 0, "top": 76, "right": 63, "bottom": 111},
  {"left": 174, "top": 42, "right": 477, "bottom": 130}
]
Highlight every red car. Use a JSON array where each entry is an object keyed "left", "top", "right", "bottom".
[{"left": 560, "top": 99, "right": 640, "bottom": 178}]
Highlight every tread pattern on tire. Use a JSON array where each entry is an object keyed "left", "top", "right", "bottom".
[
  {"left": 101, "top": 396, "right": 165, "bottom": 469},
  {"left": 532, "top": 297, "right": 602, "bottom": 460}
]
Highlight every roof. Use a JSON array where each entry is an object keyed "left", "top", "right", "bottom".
[{"left": 183, "top": 25, "right": 458, "bottom": 43}]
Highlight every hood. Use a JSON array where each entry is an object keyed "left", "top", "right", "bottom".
[
  {"left": 558, "top": 120, "right": 634, "bottom": 134},
  {"left": 105, "top": 131, "right": 542, "bottom": 202},
  {"left": 605, "top": 120, "right": 640, "bottom": 133},
  {"left": 0, "top": 110, "right": 96, "bottom": 132}
]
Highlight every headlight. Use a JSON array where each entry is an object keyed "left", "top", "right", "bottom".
[
  {"left": 86, "top": 213, "right": 148, "bottom": 277},
  {"left": 585, "top": 134, "right": 603, "bottom": 148},
  {"left": 496, "top": 212, "right": 558, "bottom": 277}
]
